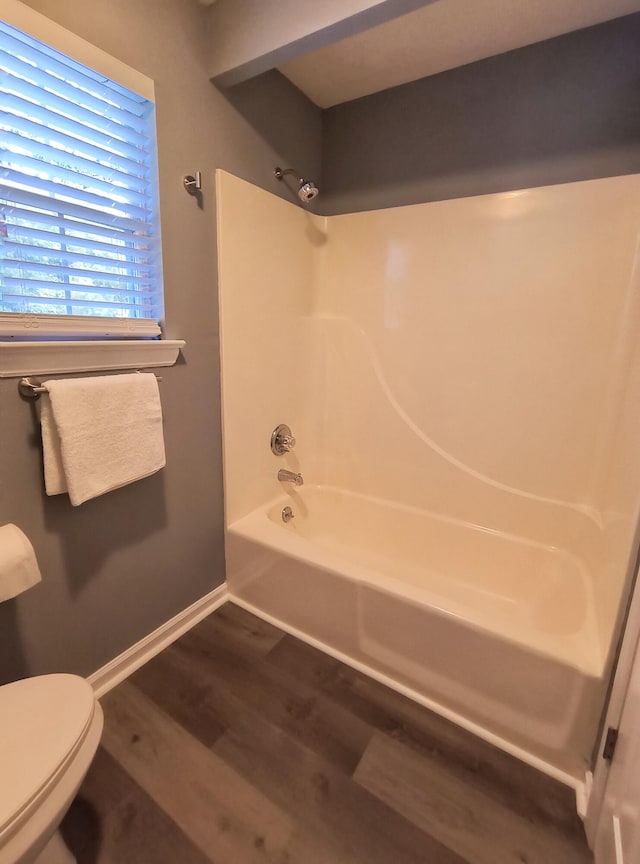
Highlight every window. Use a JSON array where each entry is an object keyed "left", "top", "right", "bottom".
[{"left": 0, "top": 17, "right": 163, "bottom": 338}]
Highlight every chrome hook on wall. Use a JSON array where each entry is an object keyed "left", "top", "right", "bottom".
[{"left": 183, "top": 171, "right": 202, "bottom": 193}]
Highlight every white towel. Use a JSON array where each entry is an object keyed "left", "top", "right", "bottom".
[
  {"left": 40, "top": 373, "right": 166, "bottom": 506},
  {"left": 0, "top": 524, "right": 42, "bottom": 601}
]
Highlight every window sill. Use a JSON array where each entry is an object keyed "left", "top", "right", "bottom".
[{"left": 0, "top": 339, "right": 185, "bottom": 377}]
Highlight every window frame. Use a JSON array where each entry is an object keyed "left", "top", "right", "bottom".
[{"left": 0, "top": 0, "right": 165, "bottom": 343}]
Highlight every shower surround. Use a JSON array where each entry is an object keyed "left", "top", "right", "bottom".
[{"left": 216, "top": 170, "right": 640, "bottom": 787}]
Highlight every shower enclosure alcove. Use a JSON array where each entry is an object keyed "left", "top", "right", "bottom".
[{"left": 216, "top": 169, "right": 640, "bottom": 789}]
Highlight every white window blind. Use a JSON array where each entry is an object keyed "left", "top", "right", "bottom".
[{"left": 0, "top": 19, "right": 163, "bottom": 337}]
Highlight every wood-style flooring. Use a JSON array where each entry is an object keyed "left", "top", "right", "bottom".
[{"left": 61, "top": 602, "right": 594, "bottom": 863}]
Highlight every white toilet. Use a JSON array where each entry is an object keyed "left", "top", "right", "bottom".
[{"left": 0, "top": 674, "right": 104, "bottom": 864}]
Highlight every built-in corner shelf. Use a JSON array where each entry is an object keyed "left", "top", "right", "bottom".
[{"left": 0, "top": 339, "right": 185, "bottom": 377}]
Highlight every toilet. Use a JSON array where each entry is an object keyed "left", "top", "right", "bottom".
[{"left": 0, "top": 674, "right": 103, "bottom": 864}]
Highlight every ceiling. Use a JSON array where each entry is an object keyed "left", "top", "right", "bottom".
[{"left": 278, "top": 0, "right": 640, "bottom": 108}]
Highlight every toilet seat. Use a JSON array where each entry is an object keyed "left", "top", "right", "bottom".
[{"left": 0, "top": 675, "right": 96, "bottom": 845}]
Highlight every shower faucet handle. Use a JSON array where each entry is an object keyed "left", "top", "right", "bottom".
[{"left": 271, "top": 424, "right": 296, "bottom": 455}]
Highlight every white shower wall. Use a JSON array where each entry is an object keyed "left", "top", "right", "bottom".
[
  {"left": 216, "top": 171, "right": 327, "bottom": 524},
  {"left": 217, "top": 170, "right": 640, "bottom": 670}
]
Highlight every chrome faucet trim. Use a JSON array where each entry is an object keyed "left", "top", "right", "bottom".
[
  {"left": 271, "top": 424, "right": 296, "bottom": 455},
  {"left": 278, "top": 469, "right": 303, "bottom": 486},
  {"left": 282, "top": 506, "right": 295, "bottom": 523}
]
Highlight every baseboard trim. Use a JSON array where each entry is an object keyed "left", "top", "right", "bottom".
[
  {"left": 576, "top": 770, "right": 593, "bottom": 820},
  {"left": 88, "top": 584, "right": 228, "bottom": 698}
]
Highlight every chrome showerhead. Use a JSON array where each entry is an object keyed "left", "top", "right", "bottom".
[
  {"left": 297, "top": 180, "right": 319, "bottom": 202},
  {"left": 274, "top": 167, "right": 319, "bottom": 204}
]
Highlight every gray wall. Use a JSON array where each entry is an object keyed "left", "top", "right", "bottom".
[
  {"left": 321, "top": 14, "right": 640, "bottom": 214},
  {"left": 0, "top": 0, "right": 322, "bottom": 684}
]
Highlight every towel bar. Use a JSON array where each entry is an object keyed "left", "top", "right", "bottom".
[{"left": 18, "top": 373, "right": 163, "bottom": 401}]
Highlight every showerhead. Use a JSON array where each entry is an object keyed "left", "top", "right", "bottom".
[
  {"left": 298, "top": 180, "right": 319, "bottom": 202},
  {"left": 274, "top": 167, "right": 319, "bottom": 204}
]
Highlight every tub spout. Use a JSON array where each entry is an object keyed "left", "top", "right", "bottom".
[{"left": 278, "top": 469, "right": 303, "bottom": 486}]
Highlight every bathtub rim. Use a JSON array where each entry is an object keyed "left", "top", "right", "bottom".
[{"left": 228, "top": 484, "right": 605, "bottom": 678}]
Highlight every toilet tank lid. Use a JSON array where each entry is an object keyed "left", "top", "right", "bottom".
[{"left": 0, "top": 674, "right": 96, "bottom": 834}]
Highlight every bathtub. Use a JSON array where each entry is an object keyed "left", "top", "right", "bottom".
[{"left": 225, "top": 485, "right": 605, "bottom": 785}]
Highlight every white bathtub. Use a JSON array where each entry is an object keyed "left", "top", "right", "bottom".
[{"left": 226, "top": 485, "right": 605, "bottom": 784}]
